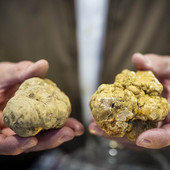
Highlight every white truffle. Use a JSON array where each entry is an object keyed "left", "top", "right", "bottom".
[{"left": 3, "top": 77, "right": 71, "bottom": 137}]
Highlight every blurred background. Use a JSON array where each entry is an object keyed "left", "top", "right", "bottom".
[{"left": 1, "top": 0, "right": 170, "bottom": 169}]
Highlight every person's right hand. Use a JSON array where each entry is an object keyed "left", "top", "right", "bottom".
[{"left": 0, "top": 60, "right": 84, "bottom": 155}]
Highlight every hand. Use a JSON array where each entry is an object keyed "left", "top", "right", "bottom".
[
  {"left": 0, "top": 60, "right": 84, "bottom": 155},
  {"left": 89, "top": 53, "right": 170, "bottom": 149}
]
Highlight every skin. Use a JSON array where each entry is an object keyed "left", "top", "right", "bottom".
[
  {"left": 0, "top": 60, "right": 84, "bottom": 155},
  {"left": 89, "top": 53, "right": 170, "bottom": 149}
]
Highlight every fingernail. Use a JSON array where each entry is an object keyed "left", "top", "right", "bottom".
[
  {"left": 75, "top": 128, "right": 84, "bottom": 136},
  {"left": 89, "top": 126, "right": 102, "bottom": 135},
  {"left": 137, "top": 138, "right": 151, "bottom": 147},
  {"left": 60, "top": 135, "right": 73, "bottom": 143},
  {"left": 89, "top": 128, "right": 97, "bottom": 135},
  {"left": 21, "top": 139, "right": 37, "bottom": 150}
]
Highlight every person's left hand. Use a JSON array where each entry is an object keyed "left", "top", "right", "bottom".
[
  {"left": 0, "top": 60, "right": 84, "bottom": 155},
  {"left": 89, "top": 53, "right": 170, "bottom": 149}
]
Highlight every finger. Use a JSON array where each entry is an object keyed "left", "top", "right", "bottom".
[
  {"left": 65, "top": 118, "right": 84, "bottom": 136},
  {"left": 0, "top": 135, "right": 37, "bottom": 155},
  {"left": 132, "top": 53, "right": 170, "bottom": 78},
  {"left": 136, "top": 124, "right": 170, "bottom": 149},
  {"left": 88, "top": 121, "right": 110, "bottom": 138},
  {"left": 0, "top": 59, "right": 49, "bottom": 89},
  {"left": 27, "top": 127, "right": 75, "bottom": 152}
]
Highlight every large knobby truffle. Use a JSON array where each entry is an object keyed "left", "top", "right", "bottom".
[
  {"left": 89, "top": 70, "right": 169, "bottom": 141},
  {"left": 3, "top": 77, "right": 71, "bottom": 137}
]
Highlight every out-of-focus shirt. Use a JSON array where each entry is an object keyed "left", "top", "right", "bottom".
[{"left": 75, "top": 0, "right": 109, "bottom": 125}]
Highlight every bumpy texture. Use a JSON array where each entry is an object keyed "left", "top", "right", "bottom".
[
  {"left": 3, "top": 77, "right": 71, "bottom": 137},
  {"left": 90, "top": 70, "right": 169, "bottom": 141}
]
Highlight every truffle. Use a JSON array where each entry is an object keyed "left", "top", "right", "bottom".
[
  {"left": 89, "top": 70, "right": 169, "bottom": 141},
  {"left": 3, "top": 77, "right": 71, "bottom": 137}
]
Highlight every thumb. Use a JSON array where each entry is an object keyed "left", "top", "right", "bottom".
[
  {"left": 19, "top": 59, "right": 49, "bottom": 81},
  {"left": 0, "top": 59, "right": 49, "bottom": 89},
  {"left": 132, "top": 53, "right": 170, "bottom": 78},
  {"left": 136, "top": 125, "right": 170, "bottom": 149}
]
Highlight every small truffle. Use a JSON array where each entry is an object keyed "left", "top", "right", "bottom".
[
  {"left": 3, "top": 77, "right": 71, "bottom": 137},
  {"left": 89, "top": 70, "right": 169, "bottom": 141}
]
